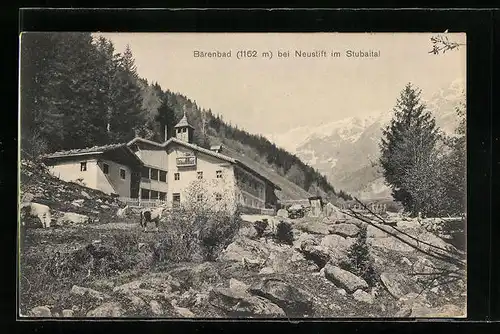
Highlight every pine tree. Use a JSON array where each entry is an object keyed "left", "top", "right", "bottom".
[
  {"left": 344, "top": 226, "right": 378, "bottom": 286},
  {"left": 379, "top": 83, "right": 440, "bottom": 216},
  {"left": 440, "top": 96, "right": 466, "bottom": 215},
  {"left": 155, "top": 93, "right": 176, "bottom": 141},
  {"left": 107, "top": 44, "right": 145, "bottom": 143},
  {"left": 20, "top": 33, "right": 64, "bottom": 155}
]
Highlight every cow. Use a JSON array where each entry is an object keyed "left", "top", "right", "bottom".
[{"left": 139, "top": 205, "right": 167, "bottom": 232}]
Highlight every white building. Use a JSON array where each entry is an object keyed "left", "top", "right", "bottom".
[{"left": 42, "top": 112, "right": 281, "bottom": 212}]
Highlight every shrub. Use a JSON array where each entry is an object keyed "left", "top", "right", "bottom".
[
  {"left": 275, "top": 220, "right": 294, "bottom": 245},
  {"left": 340, "top": 225, "right": 378, "bottom": 286},
  {"left": 254, "top": 220, "right": 269, "bottom": 238}
]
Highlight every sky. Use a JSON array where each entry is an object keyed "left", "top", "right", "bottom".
[{"left": 96, "top": 32, "right": 466, "bottom": 136}]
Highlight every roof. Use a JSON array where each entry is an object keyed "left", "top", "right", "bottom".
[
  {"left": 42, "top": 143, "right": 128, "bottom": 159},
  {"left": 174, "top": 113, "right": 195, "bottom": 129},
  {"left": 41, "top": 143, "right": 143, "bottom": 166}
]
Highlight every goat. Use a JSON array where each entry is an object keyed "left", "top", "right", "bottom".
[{"left": 139, "top": 205, "right": 167, "bottom": 232}]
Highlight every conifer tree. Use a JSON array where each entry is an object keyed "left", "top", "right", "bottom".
[
  {"left": 379, "top": 83, "right": 440, "bottom": 216},
  {"left": 107, "top": 44, "right": 145, "bottom": 143},
  {"left": 155, "top": 93, "right": 176, "bottom": 142}
]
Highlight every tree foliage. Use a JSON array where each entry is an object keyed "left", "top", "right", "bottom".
[{"left": 380, "top": 83, "right": 466, "bottom": 217}]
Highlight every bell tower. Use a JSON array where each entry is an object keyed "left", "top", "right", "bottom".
[{"left": 174, "top": 111, "right": 195, "bottom": 143}]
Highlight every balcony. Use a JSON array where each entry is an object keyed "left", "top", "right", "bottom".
[{"left": 176, "top": 156, "right": 197, "bottom": 167}]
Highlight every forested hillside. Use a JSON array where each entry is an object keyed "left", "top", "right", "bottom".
[{"left": 20, "top": 32, "right": 348, "bottom": 202}]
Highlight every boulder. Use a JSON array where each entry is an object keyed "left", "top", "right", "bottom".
[
  {"left": 277, "top": 209, "right": 289, "bottom": 218},
  {"left": 229, "top": 278, "right": 250, "bottom": 293},
  {"left": 300, "top": 244, "right": 330, "bottom": 268},
  {"left": 353, "top": 289, "right": 374, "bottom": 304},
  {"left": 29, "top": 306, "right": 51, "bottom": 317},
  {"left": 168, "top": 262, "right": 220, "bottom": 290},
  {"left": 126, "top": 295, "right": 146, "bottom": 309},
  {"left": 172, "top": 303, "right": 195, "bottom": 318},
  {"left": 219, "top": 237, "right": 269, "bottom": 264},
  {"left": 380, "top": 272, "right": 418, "bottom": 299},
  {"left": 248, "top": 278, "right": 314, "bottom": 316},
  {"left": 323, "top": 265, "right": 368, "bottom": 293},
  {"left": 320, "top": 234, "right": 355, "bottom": 251},
  {"left": 410, "top": 303, "right": 465, "bottom": 318},
  {"left": 238, "top": 226, "right": 258, "bottom": 239},
  {"left": 58, "top": 212, "right": 90, "bottom": 225},
  {"left": 394, "top": 305, "right": 412, "bottom": 317},
  {"left": 61, "top": 309, "right": 74, "bottom": 317},
  {"left": 208, "top": 287, "right": 285, "bottom": 317},
  {"left": 70, "top": 285, "right": 110, "bottom": 302},
  {"left": 259, "top": 266, "right": 275, "bottom": 275},
  {"left": 71, "top": 199, "right": 85, "bottom": 207},
  {"left": 299, "top": 221, "right": 331, "bottom": 235},
  {"left": 81, "top": 190, "right": 91, "bottom": 199},
  {"left": 367, "top": 236, "right": 415, "bottom": 252},
  {"left": 113, "top": 280, "right": 143, "bottom": 295},
  {"left": 149, "top": 300, "right": 163, "bottom": 316},
  {"left": 328, "top": 223, "right": 360, "bottom": 238},
  {"left": 292, "top": 231, "right": 317, "bottom": 251},
  {"left": 86, "top": 302, "right": 124, "bottom": 317},
  {"left": 366, "top": 225, "right": 390, "bottom": 238},
  {"left": 320, "top": 234, "right": 354, "bottom": 265}
]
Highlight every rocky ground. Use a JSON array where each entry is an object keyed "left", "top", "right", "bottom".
[{"left": 18, "top": 160, "right": 467, "bottom": 319}]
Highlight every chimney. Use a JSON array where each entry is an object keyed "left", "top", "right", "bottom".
[{"left": 164, "top": 125, "right": 168, "bottom": 142}]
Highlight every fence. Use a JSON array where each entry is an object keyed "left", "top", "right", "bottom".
[{"left": 118, "top": 197, "right": 167, "bottom": 208}]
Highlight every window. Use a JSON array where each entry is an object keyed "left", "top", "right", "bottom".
[
  {"left": 120, "top": 168, "right": 126, "bottom": 180},
  {"left": 141, "top": 167, "right": 150, "bottom": 178},
  {"left": 103, "top": 163, "right": 109, "bottom": 174},
  {"left": 173, "top": 193, "right": 181, "bottom": 208},
  {"left": 80, "top": 162, "right": 87, "bottom": 171},
  {"left": 197, "top": 194, "right": 203, "bottom": 202},
  {"left": 197, "top": 171, "right": 203, "bottom": 179},
  {"left": 215, "top": 193, "right": 222, "bottom": 201},
  {"left": 141, "top": 188, "right": 150, "bottom": 200},
  {"left": 150, "top": 168, "right": 159, "bottom": 181},
  {"left": 216, "top": 170, "right": 222, "bottom": 179},
  {"left": 151, "top": 190, "right": 159, "bottom": 200},
  {"left": 159, "top": 170, "right": 167, "bottom": 182},
  {"left": 182, "top": 128, "right": 186, "bottom": 133},
  {"left": 159, "top": 192, "right": 166, "bottom": 201},
  {"left": 177, "top": 129, "right": 181, "bottom": 134},
  {"left": 174, "top": 172, "right": 180, "bottom": 180}
]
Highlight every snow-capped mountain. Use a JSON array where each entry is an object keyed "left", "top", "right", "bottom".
[{"left": 268, "top": 79, "right": 465, "bottom": 200}]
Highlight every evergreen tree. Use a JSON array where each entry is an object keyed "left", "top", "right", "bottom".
[
  {"left": 155, "top": 93, "right": 176, "bottom": 141},
  {"left": 20, "top": 33, "right": 64, "bottom": 155},
  {"left": 379, "top": 83, "right": 440, "bottom": 216},
  {"left": 107, "top": 44, "right": 145, "bottom": 143},
  {"left": 440, "top": 96, "right": 466, "bottom": 215},
  {"left": 343, "top": 226, "right": 378, "bottom": 286}
]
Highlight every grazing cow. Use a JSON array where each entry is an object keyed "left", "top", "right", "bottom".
[
  {"left": 139, "top": 205, "right": 166, "bottom": 232},
  {"left": 21, "top": 203, "right": 52, "bottom": 228}
]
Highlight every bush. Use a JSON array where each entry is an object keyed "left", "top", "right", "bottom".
[
  {"left": 254, "top": 220, "right": 269, "bottom": 238},
  {"left": 340, "top": 225, "right": 378, "bottom": 286},
  {"left": 152, "top": 207, "right": 241, "bottom": 263},
  {"left": 275, "top": 221, "right": 294, "bottom": 245}
]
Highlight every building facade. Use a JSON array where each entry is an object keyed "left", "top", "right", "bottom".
[
  {"left": 41, "top": 144, "right": 143, "bottom": 198},
  {"left": 127, "top": 112, "right": 281, "bottom": 211},
  {"left": 41, "top": 113, "right": 281, "bottom": 212}
]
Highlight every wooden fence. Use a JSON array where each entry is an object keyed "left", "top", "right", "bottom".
[{"left": 118, "top": 197, "right": 167, "bottom": 208}]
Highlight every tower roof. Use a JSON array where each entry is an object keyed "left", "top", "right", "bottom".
[{"left": 174, "top": 112, "right": 195, "bottom": 129}]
